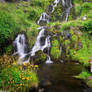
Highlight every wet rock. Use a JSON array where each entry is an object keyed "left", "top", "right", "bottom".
[
  {"left": 40, "top": 37, "right": 46, "bottom": 46},
  {"left": 30, "top": 50, "right": 47, "bottom": 64},
  {"left": 47, "top": 4, "right": 54, "bottom": 13}
]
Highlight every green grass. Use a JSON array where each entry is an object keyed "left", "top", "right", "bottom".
[
  {"left": 75, "top": 70, "right": 91, "bottom": 79},
  {"left": 0, "top": 64, "right": 38, "bottom": 92},
  {"left": 51, "top": 39, "right": 61, "bottom": 60},
  {"left": 70, "top": 33, "right": 92, "bottom": 66}
]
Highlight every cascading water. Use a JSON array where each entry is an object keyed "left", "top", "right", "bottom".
[
  {"left": 13, "top": 0, "right": 72, "bottom": 64},
  {"left": 13, "top": 34, "right": 30, "bottom": 64},
  {"left": 47, "top": 0, "right": 60, "bottom": 13},
  {"left": 30, "top": 0, "right": 61, "bottom": 63},
  {"left": 37, "top": 12, "right": 50, "bottom": 25},
  {"left": 45, "top": 36, "right": 53, "bottom": 63},
  {"left": 62, "top": 0, "right": 65, "bottom": 6},
  {"left": 61, "top": 0, "right": 72, "bottom": 21},
  {"left": 53, "top": 0, "right": 60, "bottom": 7},
  {"left": 31, "top": 26, "right": 46, "bottom": 56}
]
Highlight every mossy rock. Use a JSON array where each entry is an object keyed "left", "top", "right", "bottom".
[
  {"left": 50, "top": 39, "right": 61, "bottom": 61},
  {"left": 31, "top": 50, "right": 47, "bottom": 64}
]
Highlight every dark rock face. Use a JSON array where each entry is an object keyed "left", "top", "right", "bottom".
[
  {"left": 47, "top": 4, "right": 54, "bottom": 13},
  {"left": 40, "top": 37, "right": 46, "bottom": 46}
]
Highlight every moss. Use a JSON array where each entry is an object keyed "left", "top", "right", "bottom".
[
  {"left": 70, "top": 33, "right": 92, "bottom": 66},
  {"left": 81, "top": 2, "right": 92, "bottom": 16},
  {"left": 87, "top": 79, "right": 92, "bottom": 87},
  {"left": 31, "top": 50, "right": 47, "bottom": 64},
  {"left": 74, "top": 2, "right": 92, "bottom": 18},
  {"left": 26, "top": 22, "right": 39, "bottom": 48},
  {"left": 75, "top": 70, "right": 91, "bottom": 79},
  {"left": 51, "top": 1, "right": 62, "bottom": 21},
  {"left": 51, "top": 39, "right": 61, "bottom": 60}
]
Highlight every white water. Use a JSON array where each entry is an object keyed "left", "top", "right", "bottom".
[
  {"left": 31, "top": 26, "right": 45, "bottom": 56},
  {"left": 65, "top": 0, "right": 72, "bottom": 21},
  {"left": 61, "top": 0, "right": 72, "bottom": 21},
  {"left": 31, "top": 0, "right": 61, "bottom": 63},
  {"left": 46, "top": 55, "right": 53, "bottom": 63},
  {"left": 53, "top": 0, "right": 60, "bottom": 7},
  {"left": 13, "top": 0, "right": 73, "bottom": 64},
  {"left": 37, "top": 12, "right": 50, "bottom": 25},
  {"left": 13, "top": 34, "right": 29, "bottom": 64},
  {"left": 62, "top": 0, "right": 65, "bottom": 6}
]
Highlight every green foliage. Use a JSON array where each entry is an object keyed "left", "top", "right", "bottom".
[
  {"left": 51, "top": 2, "right": 62, "bottom": 21},
  {"left": 73, "top": 0, "right": 83, "bottom": 4},
  {"left": 5, "top": 45, "right": 12, "bottom": 54},
  {"left": 30, "top": 0, "right": 50, "bottom": 10},
  {"left": 74, "top": 2, "right": 92, "bottom": 17},
  {"left": 82, "top": 20, "right": 92, "bottom": 34},
  {"left": 0, "top": 11, "right": 16, "bottom": 45},
  {"left": 70, "top": 33, "right": 92, "bottom": 66},
  {"left": 75, "top": 70, "right": 91, "bottom": 79},
  {"left": 51, "top": 39, "right": 61, "bottom": 59},
  {"left": 0, "top": 64, "right": 38, "bottom": 91},
  {"left": 81, "top": 2, "right": 92, "bottom": 16},
  {"left": 26, "top": 22, "right": 39, "bottom": 48}
]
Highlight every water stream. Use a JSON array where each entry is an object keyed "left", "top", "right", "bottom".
[
  {"left": 37, "top": 63, "right": 88, "bottom": 92},
  {"left": 60, "top": 0, "right": 72, "bottom": 21},
  {"left": 13, "top": 0, "right": 73, "bottom": 64}
]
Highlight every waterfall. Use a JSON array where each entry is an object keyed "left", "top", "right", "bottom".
[
  {"left": 62, "top": 0, "right": 65, "bottom": 6},
  {"left": 30, "top": 28, "right": 53, "bottom": 63},
  {"left": 31, "top": 26, "right": 45, "bottom": 56},
  {"left": 45, "top": 36, "right": 53, "bottom": 63},
  {"left": 13, "top": 0, "right": 73, "bottom": 64},
  {"left": 30, "top": 0, "right": 61, "bottom": 63},
  {"left": 31, "top": 0, "right": 61, "bottom": 63},
  {"left": 61, "top": 0, "right": 72, "bottom": 21},
  {"left": 53, "top": 0, "right": 60, "bottom": 7},
  {"left": 13, "top": 34, "right": 30, "bottom": 64},
  {"left": 37, "top": 12, "right": 50, "bottom": 25}
]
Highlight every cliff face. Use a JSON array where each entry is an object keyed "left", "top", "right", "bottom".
[{"left": 0, "top": 0, "right": 92, "bottom": 66}]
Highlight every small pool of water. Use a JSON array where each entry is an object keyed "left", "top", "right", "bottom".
[{"left": 37, "top": 63, "right": 90, "bottom": 92}]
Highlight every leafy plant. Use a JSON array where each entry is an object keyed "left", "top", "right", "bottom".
[
  {"left": 0, "top": 64, "right": 38, "bottom": 92},
  {"left": 51, "top": 39, "right": 61, "bottom": 59}
]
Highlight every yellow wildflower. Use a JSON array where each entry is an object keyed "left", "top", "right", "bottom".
[
  {"left": 30, "top": 64, "right": 34, "bottom": 67},
  {"left": 22, "top": 77, "right": 25, "bottom": 80},
  {"left": 23, "top": 62, "right": 27, "bottom": 66},
  {"left": 26, "top": 77, "right": 30, "bottom": 80},
  {"left": 35, "top": 65, "right": 39, "bottom": 68},
  {"left": 20, "top": 83, "right": 22, "bottom": 86}
]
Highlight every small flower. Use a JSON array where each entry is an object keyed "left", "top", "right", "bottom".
[
  {"left": 23, "top": 62, "right": 27, "bottom": 66},
  {"left": 26, "top": 77, "right": 30, "bottom": 80},
  {"left": 30, "top": 64, "right": 34, "bottom": 67},
  {"left": 35, "top": 65, "right": 39, "bottom": 68},
  {"left": 20, "top": 83, "right": 22, "bottom": 86},
  {"left": 22, "top": 78, "right": 25, "bottom": 80}
]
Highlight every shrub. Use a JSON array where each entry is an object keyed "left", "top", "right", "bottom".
[
  {"left": 0, "top": 64, "right": 38, "bottom": 92},
  {"left": 51, "top": 39, "right": 61, "bottom": 59},
  {"left": 0, "top": 11, "right": 16, "bottom": 44},
  {"left": 82, "top": 20, "right": 92, "bottom": 34}
]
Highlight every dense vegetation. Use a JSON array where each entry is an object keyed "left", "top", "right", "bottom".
[{"left": 0, "top": 0, "right": 92, "bottom": 91}]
